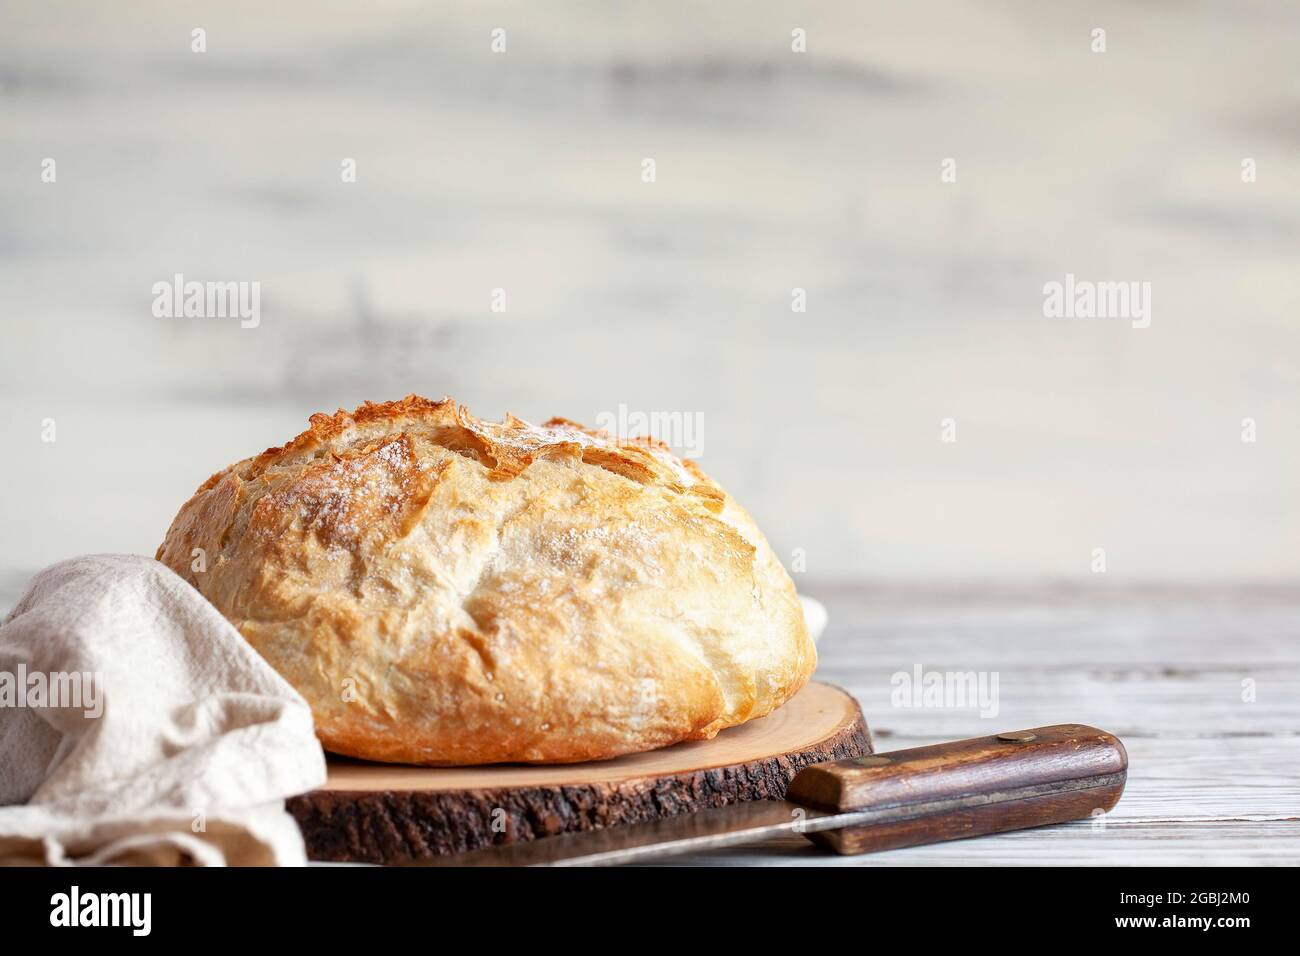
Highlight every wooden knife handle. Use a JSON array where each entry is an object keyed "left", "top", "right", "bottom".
[{"left": 785, "top": 723, "right": 1127, "bottom": 855}]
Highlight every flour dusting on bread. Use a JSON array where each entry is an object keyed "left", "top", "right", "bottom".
[{"left": 157, "top": 395, "right": 815, "bottom": 765}]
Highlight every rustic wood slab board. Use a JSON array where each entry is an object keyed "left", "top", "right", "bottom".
[{"left": 288, "top": 681, "right": 870, "bottom": 864}]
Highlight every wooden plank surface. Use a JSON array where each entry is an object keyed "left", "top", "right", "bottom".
[
  {"left": 3, "top": 578, "right": 1296, "bottom": 864},
  {"left": 653, "top": 583, "right": 1299, "bottom": 865},
  {"left": 3, "top": 2, "right": 1299, "bottom": 585}
]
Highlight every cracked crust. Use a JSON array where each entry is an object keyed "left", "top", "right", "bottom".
[{"left": 156, "top": 395, "right": 815, "bottom": 765}]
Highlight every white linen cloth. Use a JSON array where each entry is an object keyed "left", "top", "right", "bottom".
[{"left": 0, "top": 555, "right": 326, "bottom": 865}]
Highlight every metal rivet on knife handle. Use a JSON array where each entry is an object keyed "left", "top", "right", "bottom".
[{"left": 997, "top": 731, "right": 1037, "bottom": 743}]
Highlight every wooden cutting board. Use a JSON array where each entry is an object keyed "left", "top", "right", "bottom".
[{"left": 288, "top": 681, "right": 870, "bottom": 864}]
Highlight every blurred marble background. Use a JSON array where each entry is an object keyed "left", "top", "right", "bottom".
[{"left": 2, "top": 1, "right": 1298, "bottom": 590}]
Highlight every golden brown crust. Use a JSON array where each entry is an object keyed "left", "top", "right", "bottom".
[{"left": 157, "top": 395, "right": 815, "bottom": 765}]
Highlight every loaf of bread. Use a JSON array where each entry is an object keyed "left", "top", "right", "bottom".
[{"left": 157, "top": 396, "right": 815, "bottom": 765}]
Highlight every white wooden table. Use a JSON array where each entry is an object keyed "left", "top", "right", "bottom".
[
  {"left": 655, "top": 583, "right": 1300, "bottom": 865},
  {"left": 3, "top": 577, "right": 1296, "bottom": 864}
]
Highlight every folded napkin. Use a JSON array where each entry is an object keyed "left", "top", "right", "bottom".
[{"left": 0, "top": 555, "right": 326, "bottom": 865}]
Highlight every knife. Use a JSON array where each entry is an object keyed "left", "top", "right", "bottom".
[{"left": 412, "top": 723, "right": 1128, "bottom": 866}]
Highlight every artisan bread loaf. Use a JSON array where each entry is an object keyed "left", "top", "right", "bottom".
[{"left": 157, "top": 396, "right": 815, "bottom": 765}]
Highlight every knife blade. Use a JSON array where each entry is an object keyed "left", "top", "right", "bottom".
[{"left": 411, "top": 723, "right": 1128, "bottom": 866}]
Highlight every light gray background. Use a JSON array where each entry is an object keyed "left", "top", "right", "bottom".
[{"left": 2, "top": 1, "right": 1298, "bottom": 586}]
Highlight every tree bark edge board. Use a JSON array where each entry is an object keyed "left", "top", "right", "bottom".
[{"left": 288, "top": 681, "right": 871, "bottom": 864}]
